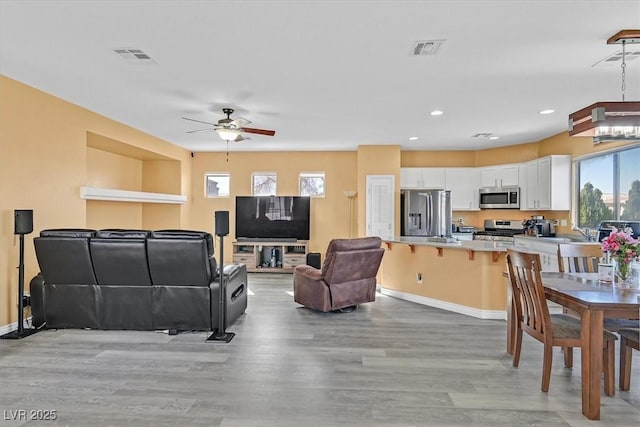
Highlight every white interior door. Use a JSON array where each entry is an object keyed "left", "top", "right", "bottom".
[{"left": 366, "top": 175, "right": 395, "bottom": 240}]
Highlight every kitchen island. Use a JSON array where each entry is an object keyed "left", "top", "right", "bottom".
[{"left": 380, "top": 237, "right": 512, "bottom": 320}]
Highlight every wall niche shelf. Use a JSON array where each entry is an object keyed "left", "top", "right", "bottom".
[{"left": 80, "top": 187, "right": 187, "bottom": 204}]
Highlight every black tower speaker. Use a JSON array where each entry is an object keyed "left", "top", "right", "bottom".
[
  {"left": 2, "top": 210, "right": 39, "bottom": 339},
  {"left": 208, "top": 210, "right": 234, "bottom": 343},
  {"left": 215, "top": 211, "right": 229, "bottom": 236},
  {"left": 14, "top": 209, "right": 33, "bottom": 235}
]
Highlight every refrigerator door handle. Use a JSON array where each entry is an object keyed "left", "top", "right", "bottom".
[{"left": 426, "top": 193, "right": 432, "bottom": 234}]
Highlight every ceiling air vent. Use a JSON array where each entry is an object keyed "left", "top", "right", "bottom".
[
  {"left": 592, "top": 50, "right": 640, "bottom": 67},
  {"left": 113, "top": 48, "right": 157, "bottom": 64},
  {"left": 472, "top": 133, "right": 493, "bottom": 139},
  {"left": 410, "top": 39, "right": 445, "bottom": 56}
]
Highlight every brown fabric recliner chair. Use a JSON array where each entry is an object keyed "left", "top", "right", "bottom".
[{"left": 293, "top": 237, "right": 384, "bottom": 312}]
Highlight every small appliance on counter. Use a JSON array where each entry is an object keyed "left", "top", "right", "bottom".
[{"left": 522, "top": 215, "right": 557, "bottom": 237}]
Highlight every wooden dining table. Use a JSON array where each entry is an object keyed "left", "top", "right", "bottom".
[{"left": 507, "top": 272, "right": 640, "bottom": 420}]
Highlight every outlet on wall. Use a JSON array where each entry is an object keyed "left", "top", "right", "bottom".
[{"left": 416, "top": 272, "right": 423, "bottom": 284}]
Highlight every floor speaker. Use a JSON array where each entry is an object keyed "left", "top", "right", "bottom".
[
  {"left": 306, "top": 252, "right": 321, "bottom": 269},
  {"left": 14, "top": 209, "right": 33, "bottom": 235},
  {"left": 215, "top": 211, "right": 229, "bottom": 236}
]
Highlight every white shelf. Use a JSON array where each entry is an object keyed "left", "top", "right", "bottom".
[{"left": 80, "top": 187, "right": 187, "bottom": 204}]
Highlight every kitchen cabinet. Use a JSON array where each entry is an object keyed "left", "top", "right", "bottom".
[
  {"left": 480, "top": 164, "right": 519, "bottom": 188},
  {"left": 445, "top": 167, "right": 479, "bottom": 210},
  {"left": 513, "top": 236, "right": 564, "bottom": 272},
  {"left": 519, "top": 155, "right": 571, "bottom": 211},
  {"left": 400, "top": 168, "right": 445, "bottom": 189}
]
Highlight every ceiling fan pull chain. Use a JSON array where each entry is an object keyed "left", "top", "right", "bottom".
[{"left": 226, "top": 140, "right": 229, "bottom": 162}]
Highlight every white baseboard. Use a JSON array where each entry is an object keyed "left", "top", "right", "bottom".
[
  {"left": 0, "top": 318, "right": 34, "bottom": 336},
  {"left": 380, "top": 288, "right": 507, "bottom": 320}
]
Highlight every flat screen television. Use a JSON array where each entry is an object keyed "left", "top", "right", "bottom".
[{"left": 235, "top": 196, "right": 310, "bottom": 241}]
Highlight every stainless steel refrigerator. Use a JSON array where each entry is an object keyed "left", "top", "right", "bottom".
[{"left": 401, "top": 189, "right": 452, "bottom": 237}]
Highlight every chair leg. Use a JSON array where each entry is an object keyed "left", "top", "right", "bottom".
[
  {"left": 541, "top": 344, "right": 553, "bottom": 392},
  {"left": 603, "top": 342, "right": 615, "bottom": 397},
  {"left": 619, "top": 336, "right": 632, "bottom": 391},
  {"left": 512, "top": 328, "right": 523, "bottom": 368},
  {"left": 563, "top": 346, "right": 573, "bottom": 368}
]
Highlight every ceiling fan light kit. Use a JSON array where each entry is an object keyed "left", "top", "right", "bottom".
[
  {"left": 183, "top": 108, "right": 276, "bottom": 144},
  {"left": 569, "top": 29, "right": 640, "bottom": 144}
]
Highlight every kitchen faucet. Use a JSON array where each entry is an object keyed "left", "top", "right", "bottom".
[{"left": 573, "top": 226, "right": 595, "bottom": 242}]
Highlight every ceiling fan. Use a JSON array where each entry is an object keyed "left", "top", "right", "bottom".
[{"left": 182, "top": 108, "right": 276, "bottom": 142}]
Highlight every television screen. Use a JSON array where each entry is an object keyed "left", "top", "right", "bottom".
[{"left": 235, "top": 196, "right": 310, "bottom": 240}]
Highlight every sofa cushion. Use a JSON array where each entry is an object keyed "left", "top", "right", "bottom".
[
  {"left": 96, "top": 229, "right": 151, "bottom": 239},
  {"left": 152, "top": 230, "right": 214, "bottom": 257},
  {"left": 40, "top": 228, "right": 96, "bottom": 238}
]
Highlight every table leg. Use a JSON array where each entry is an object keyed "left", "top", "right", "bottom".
[{"left": 580, "top": 308, "right": 603, "bottom": 420}]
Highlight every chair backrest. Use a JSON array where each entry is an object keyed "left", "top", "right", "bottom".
[
  {"left": 90, "top": 231, "right": 152, "bottom": 286},
  {"left": 557, "top": 243, "right": 602, "bottom": 273},
  {"left": 146, "top": 230, "right": 216, "bottom": 286},
  {"left": 34, "top": 229, "right": 98, "bottom": 285},
  {"left": 321, "top": 237, "right": 384, "bottom": 284},
  {"left": 506, "top": 249, "right": 551, "bottom": 343}
]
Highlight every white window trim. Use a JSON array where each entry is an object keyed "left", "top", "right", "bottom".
[
  {"left": 252, "top": 171, "right": 277, "bottom": 196},
  {"left": 204, "top": 172, "right": 231, "bottom": 198},
  {"left": 299, "top": 171, "right": 326, "bottom": 198}
]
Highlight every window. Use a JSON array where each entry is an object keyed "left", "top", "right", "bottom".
[
  {"left": 205, "top": 173, "right": 230, "bottom": 198},
  {"left": 576, "top": 145, "right": 640, "bottom": 228},
  {"left": 299, "top": 172, "right": 325, "bottom": 197},
  {"left": 252, "top": 172, "right": 277, "bottom": 196}
]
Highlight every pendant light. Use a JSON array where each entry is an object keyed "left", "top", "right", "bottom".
[{"left": 568, "top": 30, "right": 640, "bottom": 144}]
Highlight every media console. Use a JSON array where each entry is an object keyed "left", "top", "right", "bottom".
[{"left": 232, "top": 240, "right": 309, "bottom": 273}]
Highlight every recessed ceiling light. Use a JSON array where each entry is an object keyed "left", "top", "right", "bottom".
[
  {"left": 430, "top": 110, "right": 444, "bottom": 116},
  {"left": 539, "top": 109, "right": 555, "bottom": 115},
  {"left": 489, "top": 136, "right": 500, "bottom": 140},
  {"left": 409, "top": 136, "right": 419, "bottom": 140}
]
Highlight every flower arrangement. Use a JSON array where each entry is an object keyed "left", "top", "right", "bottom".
[{"left": 601, "top": 227, "right": 639, "bottom": 282}]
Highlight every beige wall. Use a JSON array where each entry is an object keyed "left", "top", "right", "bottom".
[
  {"left": 0, "top": 76, "right": 192, "bottom": 327},
  {"left": 190, "top": 151, "right": 357, "bottom": 263}
]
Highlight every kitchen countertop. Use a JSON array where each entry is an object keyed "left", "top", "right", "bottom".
[{"left": 383, "top": 236, "right": 513, "bottom": 252}]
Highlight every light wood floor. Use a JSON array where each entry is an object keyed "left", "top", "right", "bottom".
[{"left": 1, "top": 273, "right": 638, "bottom": 426}]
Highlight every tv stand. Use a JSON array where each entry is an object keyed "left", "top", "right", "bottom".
[{"left": 232, "top": 240, "right": 309, "bottom": 273}]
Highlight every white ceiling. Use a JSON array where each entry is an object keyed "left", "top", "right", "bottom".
[{"left": 1, "top": 1, "right": 639, "bottom": 153}]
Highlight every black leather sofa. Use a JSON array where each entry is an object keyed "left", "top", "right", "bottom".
[{"left": 29, "top": 229, "right": 247, "bottom": 333}]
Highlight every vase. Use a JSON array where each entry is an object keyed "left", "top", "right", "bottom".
[{"left": 614, "top": 260, "right": 636, "bottom": 289}]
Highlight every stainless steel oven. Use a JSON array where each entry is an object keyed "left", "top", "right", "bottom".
[{"left": 479, "top": 186, "right": 520, "bottom": 209}]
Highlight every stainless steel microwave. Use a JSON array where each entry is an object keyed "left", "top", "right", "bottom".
[{"left": 479, "top": 186, "right": 520, "bottom": 209}]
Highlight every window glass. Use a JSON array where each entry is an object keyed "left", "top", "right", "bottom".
[
  {"left": 300, "top": 172, "right": 325, "bottom": 197},
  {"left": 577, "top": 146, "right": 640, "bottom": 227},
  {"left": 252, "top": 173, "right": 277, "bottom": 196},
  {"left": 620, "top": 148, "right": 640, "bottom": 220},
  {"left": 205, "top": 173, "right": 230, "bottom": 198}
]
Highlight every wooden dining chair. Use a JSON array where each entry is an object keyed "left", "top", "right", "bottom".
[
  {"left": 557, "top": 243, "right": 601, "bottom": 274},
  {"left": 506, "top": 249, "right": 617, "bottom": 395},
  {"left": 619, "top": 328, "right": 639, "bottom": 391},
  {"left": 557, "top": 243, "right": 639, "bottom": 367}
]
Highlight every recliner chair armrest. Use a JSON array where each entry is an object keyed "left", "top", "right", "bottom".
[{"left": 293, "top": 265, "right": 324, "bottom": 281}]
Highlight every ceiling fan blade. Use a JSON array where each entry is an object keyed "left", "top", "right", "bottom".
[
  {"left": 182, "top": 117, "right": 217, "bottom": 126},
  {"left": 187, "top": 128, "right": 215, "bottom": 134},
  {"left": 241, "top": 127, "right": 276, "bottom": 136}
]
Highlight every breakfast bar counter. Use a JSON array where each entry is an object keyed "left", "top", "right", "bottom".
[{"left": 380, "top": 237, "right": 511, "bottom": 319}]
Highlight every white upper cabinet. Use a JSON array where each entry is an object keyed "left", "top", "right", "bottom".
[
  {"left": 479, "top": 164, "right": 519, "bottom": 188},
  {"left": 400, "top": 167, "right": 445, "bottom": 189},
  {"left": 519, "top": 155, "right": 571, "bottom": 211},
  {"left": 445, "top": 168, "right": 480, "bottom": 210}
]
